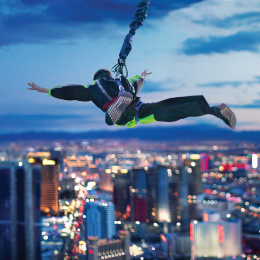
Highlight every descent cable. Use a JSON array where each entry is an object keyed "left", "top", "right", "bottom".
[{"left": 112, "top": 0, "right": 151, "bottom": 77}]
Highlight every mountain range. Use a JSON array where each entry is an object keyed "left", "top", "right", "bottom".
[{"left": 0, "top": 125, "right": 258, "bottom": 143}]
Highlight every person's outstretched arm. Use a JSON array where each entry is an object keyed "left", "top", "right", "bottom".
[
  {"left": 28, "top": 83, "right": 49, "bottom": 93},
  {"left": 28, "top": 82, "right": 91, "bottom": 101},
  {"left": 130, "top": 69, "right": 152, "bottom": 94}
]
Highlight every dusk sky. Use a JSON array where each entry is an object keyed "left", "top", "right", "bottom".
[{"left": 1, "top": 0, "right": 260, "bottom": 133}]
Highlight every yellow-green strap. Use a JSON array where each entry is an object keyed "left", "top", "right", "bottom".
[
  {"left": 49, "top": 86, "right": 58, "bottom": 96},
  {"left": 129, "top": 75, "right": 140, "bottom": 83},
  {"left": 139, "top": 114, "right": 157, "bottom": 124},
  {"left": 85, "top": 81, "right": 96, "bottom": 88}
]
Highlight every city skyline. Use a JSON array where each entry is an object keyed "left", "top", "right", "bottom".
[
  {"left": 1, "top": 0, "right": 260, "bottom": 132},
  {"left": 1, "top": 137, "right": 260, "bottom": 258}
]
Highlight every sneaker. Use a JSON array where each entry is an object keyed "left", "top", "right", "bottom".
[
  {"left": 214, "top": 103, "right": 236, "bottom": 129},
  {"left": 105, "top": 92, "right": 133, "bottom": 125}
]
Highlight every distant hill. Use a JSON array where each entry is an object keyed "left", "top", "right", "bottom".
[{"left": 0, "top": 125, "right": 259, "bottom": 142}]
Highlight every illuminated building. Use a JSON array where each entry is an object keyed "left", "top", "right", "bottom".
[
  {"left": 99, "top": 169, "right": 113, "bottom": 192},
  {"left": 0, "top": 163, "right": 41, "bottom": 260},
  {"left": 203, "top": 208, "right": 220, "bottom": 222},
  {"left": 87, "top": 231, "right": 130, "bottom": 260},
  {"left": 145, "top": 167, "right": 159, "bottom": 223},
  {"left": 130, "top": 165, "right": 198, "bottom": 230},
  {"left": 113, "top": 171, "right": 133, "bottom": 221},
  {"left": 157, "top": 166, "right": 171, "bottom": 223},
  {"left": 26, "top": 152, "right": 59, "bottom": 212},
  {"left": 41, "top": 161, "right": 59, "bottom": 212},
  {"left": 197, "top": 197, "right": 235, "bottom": 220},
  {"left": 114, "top": 162, "right": 201, "bottom": 230},
  {"left": 84, "top": 200, "right": 115, "bottom": 239},
  {"left": 200, "top": 154, "right": 211, "bottom": 172},
  {"left": 129, "top": 167, "right": 159, "bottom": 223},
  {"left": 64, "top": 155, "right": 93, "bottom": 177},
  {"left": 161, "top": 233, "right": 191, "bottom": 259},
  {"left": 131, "top": 168, "right": 148, "bottom": 223},
  {"left": 191, "top": 220, "right": 242, "bottom": 259},
  {"left": 50, "top": 147, "right": 65, "bottom": 172},
  {"left": 184, "top": 158, "right": 203, "bottom": 225}
]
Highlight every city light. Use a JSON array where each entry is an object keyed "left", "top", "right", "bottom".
[
  {"left": 28, "top": 158, "right": 36, "bottom": 163},
  {"left": 190, "top": 154, "right": 200, "bottom": 160},
  {"left": 252, "top": 154, "right": 258, "bottom": 169},
  {"left": 42, "top": 159, "right": 56, "bottom": 165},
  {"left": 160, "top": 234, "right": 167, "bottom": 242},
  {"left": 190, "top": 223, "right": 194, "bottom": 242},
  {"left": 2, "top": 135, "right": 260, "bottom": 259}
]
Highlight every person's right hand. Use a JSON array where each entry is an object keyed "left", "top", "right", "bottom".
[
  {"left": 140, "top": 69, "right": 152, "bottom": 79},
  {"left": 28, "top": 83, "right": 48, "bottom": 93}
]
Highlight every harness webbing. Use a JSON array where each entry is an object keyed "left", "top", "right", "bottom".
[
  {"left": 135, "top": 100, "right": 144, "bottom": 123},
  {"left": 100, "top": 78, "right": 126, "bottom": 112},
  {"left": 115, "top": 77, "right": 125, "bottom": 96},
  {"left": 96, "top": 80, "right": 113, "bottom": 101}
]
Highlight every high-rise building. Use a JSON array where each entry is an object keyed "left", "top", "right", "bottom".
[
  {"left": 131, "top": 168, "right": 148, "bottom": 223},
  {"left": 84, "top": 200, "right": 115, "bottom": 239},
  {"left": 184, "top": 158, "right": 203, "bottom": 224},
  {"left": 157, "top": 166, "right": 170, "bottom": 223},
  {"left": 113, "top": 172, "right": 132, "bottom": 221},
  {"left": 129, "top": 163, "right": 202, "bottom": 231},
  {"left": 26, "top": 153, "right": 59, "bottom": 212},
  {"left": 99, "top": 169, "right": 113, "bottom": 192},
  {"left": 41, "top": 162, "right": 59, "bottom": 212},
  {"left": 0, "top": 162, "right": 41, "bottom": 260},
  {"left": 191, "top": 220, "right": 242, "bottom": 259},
  {"left": 130, "top": 167, "right": 158, "bottom": 224}
]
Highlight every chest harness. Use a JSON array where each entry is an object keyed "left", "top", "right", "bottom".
[{"left": 96, "top": 78, "right": 143, "bottom": 123}]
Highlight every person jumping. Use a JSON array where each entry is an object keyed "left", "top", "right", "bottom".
[{"left": 27, "top": 69, "right": 236, "bottom": 129}]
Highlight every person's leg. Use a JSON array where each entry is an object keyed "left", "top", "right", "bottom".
[
  {"left": 139, "top": 96, "right": 212, "bottom": 122},
  {"left": 138, "top": 96, "right": 236, "bottom": 128}
]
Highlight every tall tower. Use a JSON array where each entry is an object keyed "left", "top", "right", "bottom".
[
  {"left": 184, "top": 158, "right": 203, "bottom": 221},
  {"left": 131, "top": 168, "right": 148, "bottom": 223},
  {"left": 0, "top": 162, "right": 41, "bottom": 260},
  {"left": 179, "top": 166, "right": 189, "bottom": 230},
  {"left": 157, "top": 166, "right": 170, "bottom": 223},
  {"left": 130, "top": 167, "right": 158, "bottom": 224},
  {"left": 40, "top": 162, "right": 59, "bottom": 212},
  {"left": 84, "top": 200, "right": 115, "bottom": 239},
  {"left": 113, "top": 172, "right": 132, "bottom": 221}
]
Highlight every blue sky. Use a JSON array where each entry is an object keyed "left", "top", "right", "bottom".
[{"left": 1, "top": 0, "right": 260, "bottom": 133}]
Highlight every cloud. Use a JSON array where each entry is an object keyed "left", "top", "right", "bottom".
[
  {"left": 182, "top": 30, "right": 260, "bottom": 55},
  {"left": 141, "top": 79, "right": 173, "bottom": 93},
  {"left": 197, "top": 81, "right": 243, "bottom": 88},
  {"left": 229, "top": 99, "right": 260, "bottom": 109},
  {"left": 197, "top": 76, "right": 260, "bottom": 88},
  {"left": 0, "top": 0, "right": 205, "bottom": 47},
  {"left": 194, "top": 11, "right": 260, "bottom": 28}
]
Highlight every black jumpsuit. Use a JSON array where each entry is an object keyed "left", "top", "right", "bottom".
[{"left": 49, "top": 75, "right": 213, "bottom": 128}]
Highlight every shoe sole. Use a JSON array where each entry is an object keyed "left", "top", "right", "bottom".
[
  {"left": 220, "top": 103, "right": 236, "bottom": 129},
  {"left": 105, "top": 92, "right": 133, "bottom": 125}
]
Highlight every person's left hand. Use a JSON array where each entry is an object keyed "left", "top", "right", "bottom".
[{"left": 28, "top": 83, "right": 48, "bottom": 93}]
